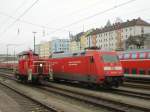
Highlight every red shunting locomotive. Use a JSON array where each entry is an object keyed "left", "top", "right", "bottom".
[
  {"left": 48, "top": 50, "right": 124, "bottom": 88},
  {"left": 15, "top": 50, "right": 52, "bottom": 83}
]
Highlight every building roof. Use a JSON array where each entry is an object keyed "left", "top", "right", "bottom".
[
  {"left": 89, "top": 18, "right": 150, "bottom": 36},
  {"left": 18, "top": 50, "right": 38, "bottom": 56},
  {"left": 70, "top": 32, "right": 84, "bottom": 42}
]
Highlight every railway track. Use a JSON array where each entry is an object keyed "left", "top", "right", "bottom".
[
  {"left": 124, "top": 75, "right": 150, "bottom": 84},
  {"left": 40, "top": 82, "right": 150, "bottom": 112},
  {"left": 0, "top": 70, "right": 150, "bottom": 112},
  {"left": 0, "top": 82, "right": 53, "bottom": 112},
  {"left": 0, "top": 72, "right": 115, "bottom": 112},
  {"left": 1, "top": 70, "right": 150, "bottom": 100},
  {"left": 1, "top": 68, "right": 150, "bottom": 90},
  {"left": 123, "top": 81, "right": 150, "bottom": 89},
  {"left": 0, "top": 75, "right": 66, "bottom": 112},
  {"left": 112, "top": 87, "right": 150, "bottom": 100}
]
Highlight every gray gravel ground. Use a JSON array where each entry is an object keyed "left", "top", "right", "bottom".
[
  {"left": 0, "top": 77, "right": 107, "bottom": 112},
  {"left": 0, "top": 85, "right": 22, "bottom": 112}
]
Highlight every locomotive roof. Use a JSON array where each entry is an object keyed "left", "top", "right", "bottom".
[
  {"left": 51, "top": 51, "right": 86, "bottom": 58},
  {"left": 18, "top": 50, "right": 38, "bottom": 56},
  {"left": 51, "top": 50, "right": 115, "bottom": 58},
  {"left": 119, "top": 49, "right": 150, "bottom": 54}
]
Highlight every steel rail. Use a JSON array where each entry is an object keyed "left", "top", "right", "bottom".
[
  {"left": 0, "top": 70, "right": 150, "bottom": 112},
  {"left": 0, "top": 74, "right": 63, "bottom": 112}
]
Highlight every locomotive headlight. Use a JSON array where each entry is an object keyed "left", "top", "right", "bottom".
[
  {"left": 40, "top": 64, "right": 43, "bottom": 67},
  {"left": 115, "top": 66, "right": 122, "bottom": 70},
  {"left": 104, "top": 66, "right": 111, "bottom": 70}
]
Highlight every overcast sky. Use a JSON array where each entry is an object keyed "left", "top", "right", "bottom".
[{"left": 0, "top": 0, "right": 150, "bottom": 54}]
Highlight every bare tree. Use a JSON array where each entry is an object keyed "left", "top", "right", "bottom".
[{"left": 126, "top": 34, "right": 147, "bottom": 49}]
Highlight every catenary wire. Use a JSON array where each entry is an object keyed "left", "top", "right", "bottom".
[
  {"left": 0, "top": 0, "right": 27, "bottom": 28},
  {"left": 49, "top": 0, "right": 138, "bottom": 34},
  {"left": 0, "top": 0, "right": 39, "bottom": 37}
]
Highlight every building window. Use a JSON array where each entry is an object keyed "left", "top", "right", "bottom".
[
  {"left": 141, "top": 27, "right": 144, "bottom": 34},
  {"left": 130, "top": 27, "right": 132, "bottom": 31}
]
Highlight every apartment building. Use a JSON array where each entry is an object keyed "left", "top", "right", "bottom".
[
  {"left": 69, "top": 32, "right": 84, "bottom": 51},
  {"left": 51, "top": 39, "right": 69, "bottom": 53},
  {"left": 39, "top": 41, "right": 51, "bottom": 58},
  {"left": 94, "top": 18, "right": 150, "bottom": 50}
]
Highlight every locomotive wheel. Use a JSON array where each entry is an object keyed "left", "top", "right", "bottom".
[
  {"left": 20, "top": 76, "right": 27, "bottom": 84},
  {"left": 16, "top": 75, "right": 20, "bottom": 80},
  {"left": 53, "top": 78, "right": 61, "bottom": 83},
  {"left": 102, "top": 83, "right": 112, "bottom": 89},
  {"left": 32, "top": 78, "right": 40, "bottom": 84}
]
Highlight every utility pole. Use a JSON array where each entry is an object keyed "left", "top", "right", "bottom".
[
  {"left": 83, "top": 25, "right": 84, "bottom": 32},
  {"left": 89, "top": 36, "right": 90, "bottom": 48},
  {"left": 6, "top": 44, "right": 21, "bottom": 66},
  {"left": 32, "top": 31, "right": 37, "bottom": 53},
  {"left": 6, "top": 44, "right": 9, "bottom": 65}
]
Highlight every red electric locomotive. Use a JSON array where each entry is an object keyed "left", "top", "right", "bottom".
[
  {"left": 118, "top": 49, "right": 150, "bottom": 79},
  {"left": 49, "top": 50, "right": 123, "bottom": 87},
  {"left": 15, "top": 50, "right": 52, "bottom": 83}
]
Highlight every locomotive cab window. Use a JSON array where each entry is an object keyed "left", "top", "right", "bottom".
[
  {"left": 102, "top": 54, "right": 119, "bottom": 62},
  {"left": 22, "top": 55, "right": 29, "bottom": 59},
  {"left": 33, "top": 54, "right": 39, "bottom": 58},
  {"left": 18, "top": 55, "right": 22, "bottom": 60},
  {"left": 18, "top": 54, "right": 29, "bottom": 60}
]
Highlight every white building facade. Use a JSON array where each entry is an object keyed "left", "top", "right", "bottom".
[{"left": 95, "top": 18, "right": 150, "bottom": 50}]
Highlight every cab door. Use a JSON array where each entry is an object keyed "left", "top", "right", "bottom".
[
  {"left": 18, "top": 55, "right": 29, "bottom": 75},
  {"left": 88, "top": 56, "right": 97, "bottom": 83}
]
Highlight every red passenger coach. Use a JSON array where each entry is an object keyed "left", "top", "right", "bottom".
[
  {"left": 118, "top": 49, "right": 150, "bottom": 79},
  {"left": 15, "top": 50, "right": 52, "bottom": 83},
  {"left": 49, "top": 50, "right": 123, "bottom": 87}
]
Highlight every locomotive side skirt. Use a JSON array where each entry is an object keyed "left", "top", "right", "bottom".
[{"left": 53, "top": 73, "right": 98, "bottom": 83}]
